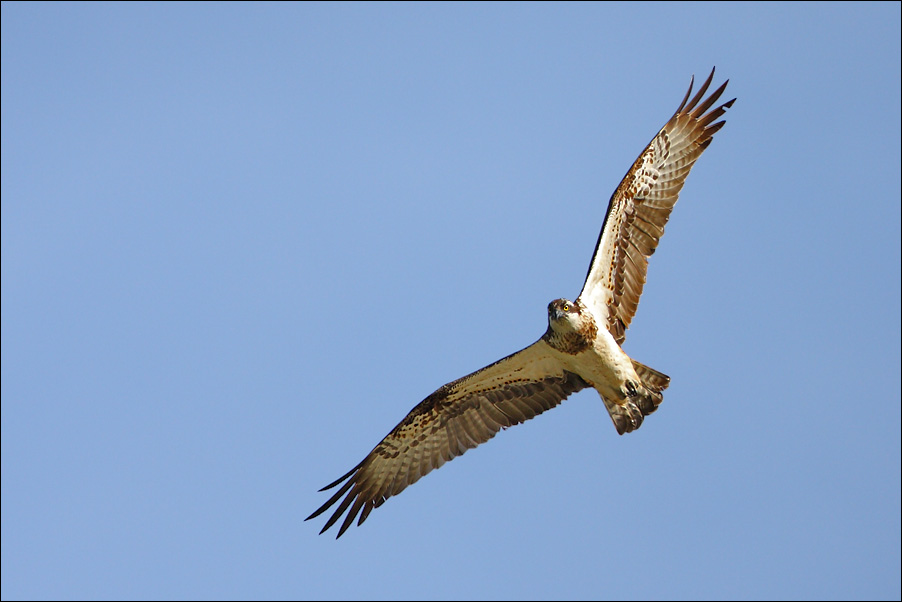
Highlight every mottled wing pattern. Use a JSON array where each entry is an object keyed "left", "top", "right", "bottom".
[
  {"left": 306, "top": 340, "right": 588, "bottom": 537},
  {"left": 577, "top": 68, "right": 735, "bottom": 343}
]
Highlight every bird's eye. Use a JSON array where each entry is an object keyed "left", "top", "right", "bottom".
[{"left": 562, "top": 304, "right": 570, "bottom": 312}]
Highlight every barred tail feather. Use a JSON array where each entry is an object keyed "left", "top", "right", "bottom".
[
  {"left": 631, "top": 360, "right": 670, "bottom": 393},
  {"left": 631, "top": 359, "right": 669, "bottom": 418}
]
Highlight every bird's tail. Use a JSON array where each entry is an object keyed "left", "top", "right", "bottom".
[{"left": 631, "top": 359, "right": 670, "bottom": 401}]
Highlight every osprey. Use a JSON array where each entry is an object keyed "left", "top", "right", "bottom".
[{"left": 308, "top": 69, "right": 735, "bottom": 538}]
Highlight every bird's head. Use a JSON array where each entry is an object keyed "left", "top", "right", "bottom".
[
  {"left": 544, "top": 298, "right": 598, "bottom": 354},
  {"left": 547, "top": 298, "right": 584, "bottom": 333}
]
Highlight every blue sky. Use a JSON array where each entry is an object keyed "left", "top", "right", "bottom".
[{"left": 2, "top": 2, "right": 900, "bottom": 600}]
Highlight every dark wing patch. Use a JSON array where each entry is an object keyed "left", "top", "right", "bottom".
[
  {"left": 306, "top": 341, "right": 588, "bottom": 538},
  {"left": 578, "top": 68, "right": 735, "bottom": 343}
]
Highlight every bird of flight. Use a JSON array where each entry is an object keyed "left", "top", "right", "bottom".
[{"left": 308, "top": 69, "right": 735, "bottom": 538}]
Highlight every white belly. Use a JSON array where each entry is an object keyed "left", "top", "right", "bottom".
[{"left": 560, "top": 327, "right": 637, "bottom": 402}]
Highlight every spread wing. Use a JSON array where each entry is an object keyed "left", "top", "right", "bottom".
[
  {"left": 577, "top": 68, "right": 735, "bottom": 343},
  {"left": 306, "top": 340, "right": 589, "bottom": 538}
]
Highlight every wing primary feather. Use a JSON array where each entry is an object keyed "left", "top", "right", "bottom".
[
  {"left": 336, "top": 497, "right": 366, "bottom": 538},
  {"left": 317, "top": 461, "right": 362, "bottom": 492},
  {"left": 702, "top": 119, "right": 728, "bottom": 140},
  {"left": 683, "top": 68, "right": 717, "bottom": 115},
  {"left": 306, "top": 476, "right": 355, "bottom": 522},
  {"left": 357, "top": 500, "right": 375, "bottom": 526},
  {"left": 689, "top": 78, "right": 729, "bottom": 118},
  {"left": 318, "top": 482, "right": 360, "bottom": 535},
  {"left": 697, "top": 105, "right": 730, "bottom": 129},
  {"left": 702, "top": 98, "right": 737, "bottom": 131},
  {"left": 674, "top": 74, "right": 695, "bottom": 114}
]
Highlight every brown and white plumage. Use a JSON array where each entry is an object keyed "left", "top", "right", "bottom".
[
  {"left": 578, "top": 69, "right": 735, "bottom": 343},
  {"left": 307, "top": 69, "right": 734, "bottom": 538},
  {"left": 307, "top": 340, "right": 590, "bottom": 537}
]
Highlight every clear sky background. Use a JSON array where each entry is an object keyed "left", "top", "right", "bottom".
[{"left": 2, "top": 2, "right": 900, "bottom": 600}]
